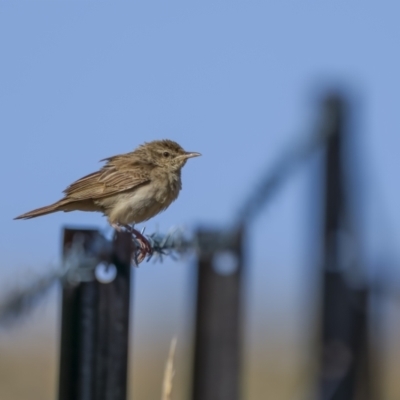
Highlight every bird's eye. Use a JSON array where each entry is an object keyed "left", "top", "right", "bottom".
[{"left": 163, "top": 152, "right": 170, "bottom": 157}]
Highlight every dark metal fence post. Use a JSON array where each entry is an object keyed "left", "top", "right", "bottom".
[
  {"left": 191, "top": 227, "right": 244, "bottom": 400},
  {"left": 58, "top": 228, "right": 133, "bottom": 400},
  {"left": 318, "top": 94, "right": 373, "bottom": 400}
]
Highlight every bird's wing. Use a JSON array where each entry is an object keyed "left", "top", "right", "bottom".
[{"left": 63, "top": 155, "right": 151, "bottom": 201}]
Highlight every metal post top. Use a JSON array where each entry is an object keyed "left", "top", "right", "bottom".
[{"left": 196, "top": 227, "right": 243, "bottom": 255}]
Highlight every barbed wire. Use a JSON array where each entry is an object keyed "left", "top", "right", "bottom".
[
  {"left": 236, "top": 108, "right": 336, "bottom": 227},
  {"left": 0, "top": 228, "right": 195, "bottom": 325},
  {"left": 0, "top": 269, "right": 62, "bottom": 327},
  {"left": 0, "top": 116, "right": 335, "bottom": 326}
]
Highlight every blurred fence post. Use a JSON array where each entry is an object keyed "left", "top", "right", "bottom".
[
  {"left": 318, "top": 94, "right": 373, "bottom": 400},
  {"left": 58, "top": 228, "right": 133, "bottom": 400},
  {"left": 191, "top": 227, "right": 244, "bottom": 400}
]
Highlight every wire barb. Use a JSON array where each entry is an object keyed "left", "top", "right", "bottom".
[
  {"left": 0, "top": 228, "right": 195, "bottom": 326},
  {"left": 0, "top": 120, "right": 335, "bottom": 326}
]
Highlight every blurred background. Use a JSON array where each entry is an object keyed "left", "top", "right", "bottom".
[{"left": 1, "top": 2, "right": 400, "bottom": 399}]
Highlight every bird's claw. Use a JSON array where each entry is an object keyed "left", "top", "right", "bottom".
[
  {"left": 123, "top": 225, "right": 153, "bottom": 264},
  {"left": 111, "top": 224, "right": 152, "bottom": 264}
]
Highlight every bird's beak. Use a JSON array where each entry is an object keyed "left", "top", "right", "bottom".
[{"left": 183, "top": 151, "right": 202, "bottom": 159}]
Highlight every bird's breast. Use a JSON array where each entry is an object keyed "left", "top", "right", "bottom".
[{"left": 106, "top": 177, "right": 181, "bottom": 225}]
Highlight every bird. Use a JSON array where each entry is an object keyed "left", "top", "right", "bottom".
[{"left": 15, "top": 139, "right": 201, "bottom": 254}]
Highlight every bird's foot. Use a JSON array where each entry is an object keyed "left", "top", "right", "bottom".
[
  {"left": 123, "top": 225, "right": 153, "bottom": 264},
  {"left": 110, "top": 223, "right": 152, "bottom": 264}
]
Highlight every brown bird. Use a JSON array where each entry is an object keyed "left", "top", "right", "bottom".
[{"left": 15, "top": 140, "right": 201, "bottom": 238}]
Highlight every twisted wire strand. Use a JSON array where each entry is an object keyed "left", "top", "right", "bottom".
[
  {"left": 236, "top": 113, "right": 335, "bottom": 227},
  {"left": 0, "top": 269, "right": 63, "bottom": 326},
  {"left": 0, "top": 122, "right": 333, "bottom": 325},
  {"left": 0, "top": 228, "right": 195, "bottom": 325}
]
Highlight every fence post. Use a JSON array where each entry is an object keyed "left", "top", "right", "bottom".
[
  {"left": 58, "top": 228, "right": 133, "bottom": 400},
  {"left": 191, "top": 227, "right": 244, "bottom": 400},
  {"left": 318, "top": 94, "right": 372, "bottom": 400}
]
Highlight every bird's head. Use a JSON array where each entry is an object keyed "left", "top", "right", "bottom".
[{"left": 141, "top": 139, "right": 201, "bottom": 171}]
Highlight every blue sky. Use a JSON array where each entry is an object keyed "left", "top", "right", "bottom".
[{"left": 1, "top": 2, "right": 400, "bottom": 342}]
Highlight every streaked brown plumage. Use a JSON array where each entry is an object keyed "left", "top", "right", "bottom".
[{"left": 15, "top": 140, "right": 201, "bottom": 229}]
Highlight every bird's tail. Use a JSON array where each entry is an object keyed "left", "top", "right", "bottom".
[{"left": 14, "top": 201, "right": 64, "bottom": 220}]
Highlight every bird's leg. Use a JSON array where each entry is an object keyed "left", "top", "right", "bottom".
[
  {"left": 111, "top": 223, "right": 123, "bottom": 232},
  {"left": 123, "top": 224, "right": 153, "bottom": 262},
  {"left": 110, "top": 222, "right": 152, "bottom": 263}
]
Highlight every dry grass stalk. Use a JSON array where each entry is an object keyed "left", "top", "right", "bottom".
[{"left": 161, "top": 337, "right": 177, "bottom": 400}]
